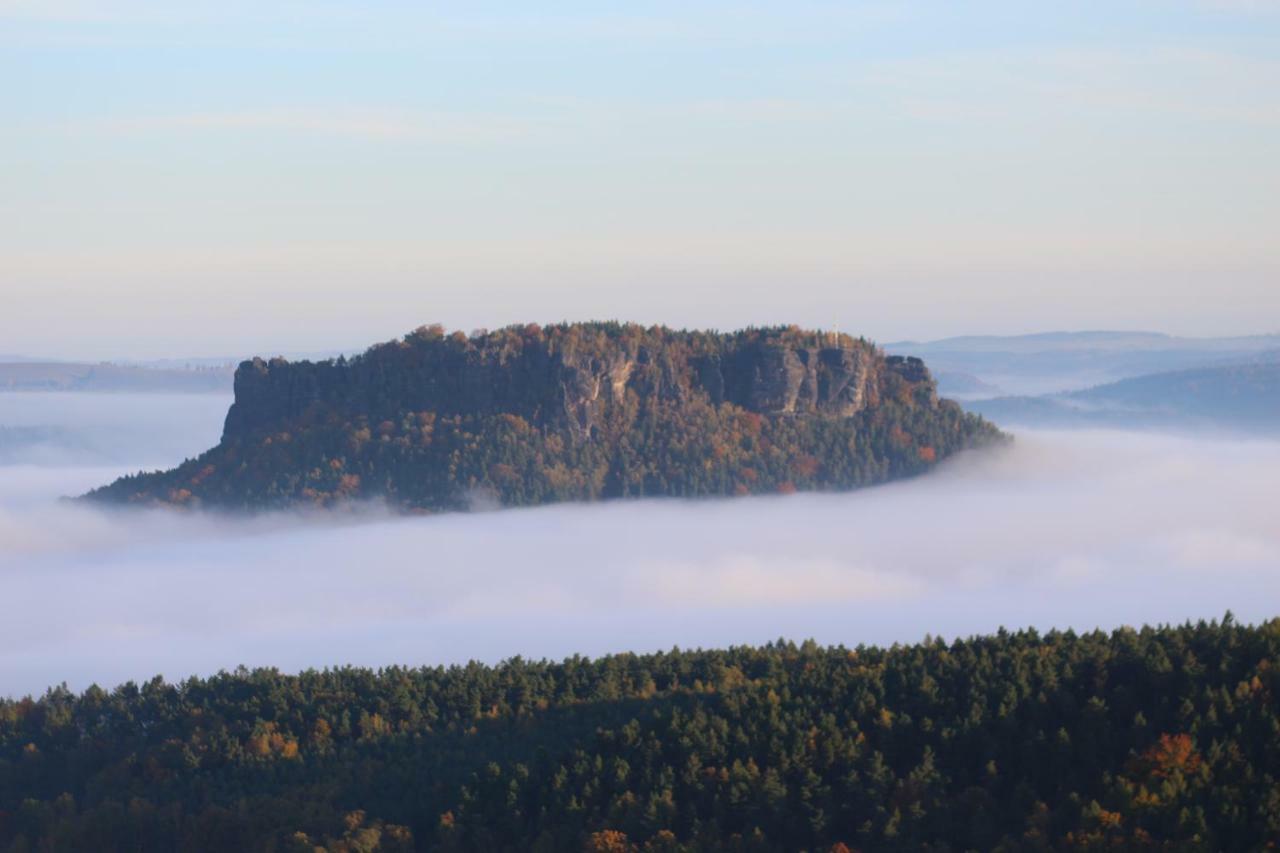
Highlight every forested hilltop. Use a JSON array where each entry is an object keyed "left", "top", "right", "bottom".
[
  {"left": 2, "top": 618, "right": 1278, "bottom": 851},
  {"left": 86, "top": 323, "right": 1000, "bottom": 512}
]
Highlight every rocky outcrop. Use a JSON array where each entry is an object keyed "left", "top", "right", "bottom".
[
  {"left": 221, "top": 326, "right": 905, "bottom": 445},
  {"left": 718, "top": 343, "right": 875, "bottom": 416},
  {"left": 558, "top": 349, "right": 639, "bottom": 441},
  {"left": 87, "top": 323, "right": 998, "bottom": 512}
]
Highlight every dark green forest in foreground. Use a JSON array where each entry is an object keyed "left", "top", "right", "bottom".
[{"left": 3, "top": 618, "right": 1278, "bottom": 851}]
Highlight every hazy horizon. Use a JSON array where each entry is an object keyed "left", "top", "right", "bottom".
[{"left": 6, "top": 324, "right": 1280, "bottom": 366}]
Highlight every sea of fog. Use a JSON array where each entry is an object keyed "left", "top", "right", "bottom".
[{"left": 1, "top": 391, "right": 1277, "bottom": 698}]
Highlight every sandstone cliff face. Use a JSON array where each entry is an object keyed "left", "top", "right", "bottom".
[
  {"left": 732, "top": 344, "right": 875, "bottom": 416},
  {"left": 221, "top": 327, "right": 922, "bottom": 445}
]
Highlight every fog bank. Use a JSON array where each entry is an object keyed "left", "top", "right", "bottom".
[
  {"left": 1, "top": 393, "right": 1277, "bottom": 697},
  {"left": 0, "top": 392, "right": 230, "bottom": 467}
]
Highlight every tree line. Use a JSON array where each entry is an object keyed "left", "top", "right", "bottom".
[{"left": 2, "top": 616, "right": 1277, "bottom": 851}]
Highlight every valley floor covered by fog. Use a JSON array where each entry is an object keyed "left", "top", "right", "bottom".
[{"left": 1, "top": 392, "right": 1277, "bottom": 698}]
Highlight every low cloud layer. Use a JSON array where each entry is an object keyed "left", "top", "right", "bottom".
[
  {"left": 0, "top": 392, "right": 229, "bottom": 467},
  {"left": 1, "top": 393, "right": 1277, "bottom": 697}
]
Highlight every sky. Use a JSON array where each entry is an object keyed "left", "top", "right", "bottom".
[
  {"left": 3, "top": 389, "right": 1278, "bottom": 696},
  {"left": 3, "top": 0, "right": 1279, "bottom": 359}
]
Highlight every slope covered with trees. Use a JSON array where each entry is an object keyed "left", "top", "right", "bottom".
[
  {"left": 85, "top": 323, "right": 1000, "bottom": 512},
  {"left": 2, "top": 618, "right": 1277, "bottom": 851}
]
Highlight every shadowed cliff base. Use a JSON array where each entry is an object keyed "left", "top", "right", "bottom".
[{"left": 84, "top": 322, "right": 1003, "bottom": 512}]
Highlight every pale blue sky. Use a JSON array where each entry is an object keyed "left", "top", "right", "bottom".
[{"left": 3, "top": 0, "right": 1278, "bottom": 358}]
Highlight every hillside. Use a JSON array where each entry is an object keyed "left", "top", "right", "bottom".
[
  {"left": 84, "top": 323, "right": 999, "bottom": 512},
  {"left": 970, "top": 363, "right": 1280, "bottom": 434},
  {"left": 2, "top": 618, "right": 1276, "bottom": 851}
]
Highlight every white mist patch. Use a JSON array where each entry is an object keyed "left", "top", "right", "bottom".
[
  {"left": 1, "top": 391, "right": 1278, "bottom": 697},
  {"left": 639, "top": 556, "right": 925, "bottom": 606},
  {"left": 0, "top": 392, "right": 230, "bottom": 469}
]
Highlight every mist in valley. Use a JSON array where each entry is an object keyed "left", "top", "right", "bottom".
[
  {"left": 0, "top": 391, "right": 1274, "bottom": 698},
  {"left": 0, "top": 392, "right": 231, "bottom": 468}
]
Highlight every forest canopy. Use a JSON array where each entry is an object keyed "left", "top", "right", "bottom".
[{"left": 2, "top": 616, "right": 1277, "bottom": 851}]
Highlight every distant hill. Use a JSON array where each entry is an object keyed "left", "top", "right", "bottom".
[
  {"left": 85, "top": 322, "right": 1000, "bottom": 511},
  {"left": 888, "top": 330, "right": 1280, "bottom": 354},
  {"left": 969, "top": 363, "right": 1280, "bottom": 434},
  {"left": 0, "top": 362, "right": 233, "bottom": 393},
  {"left": 887, "top": 331, "right": 1280, "bottom": 397}
]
